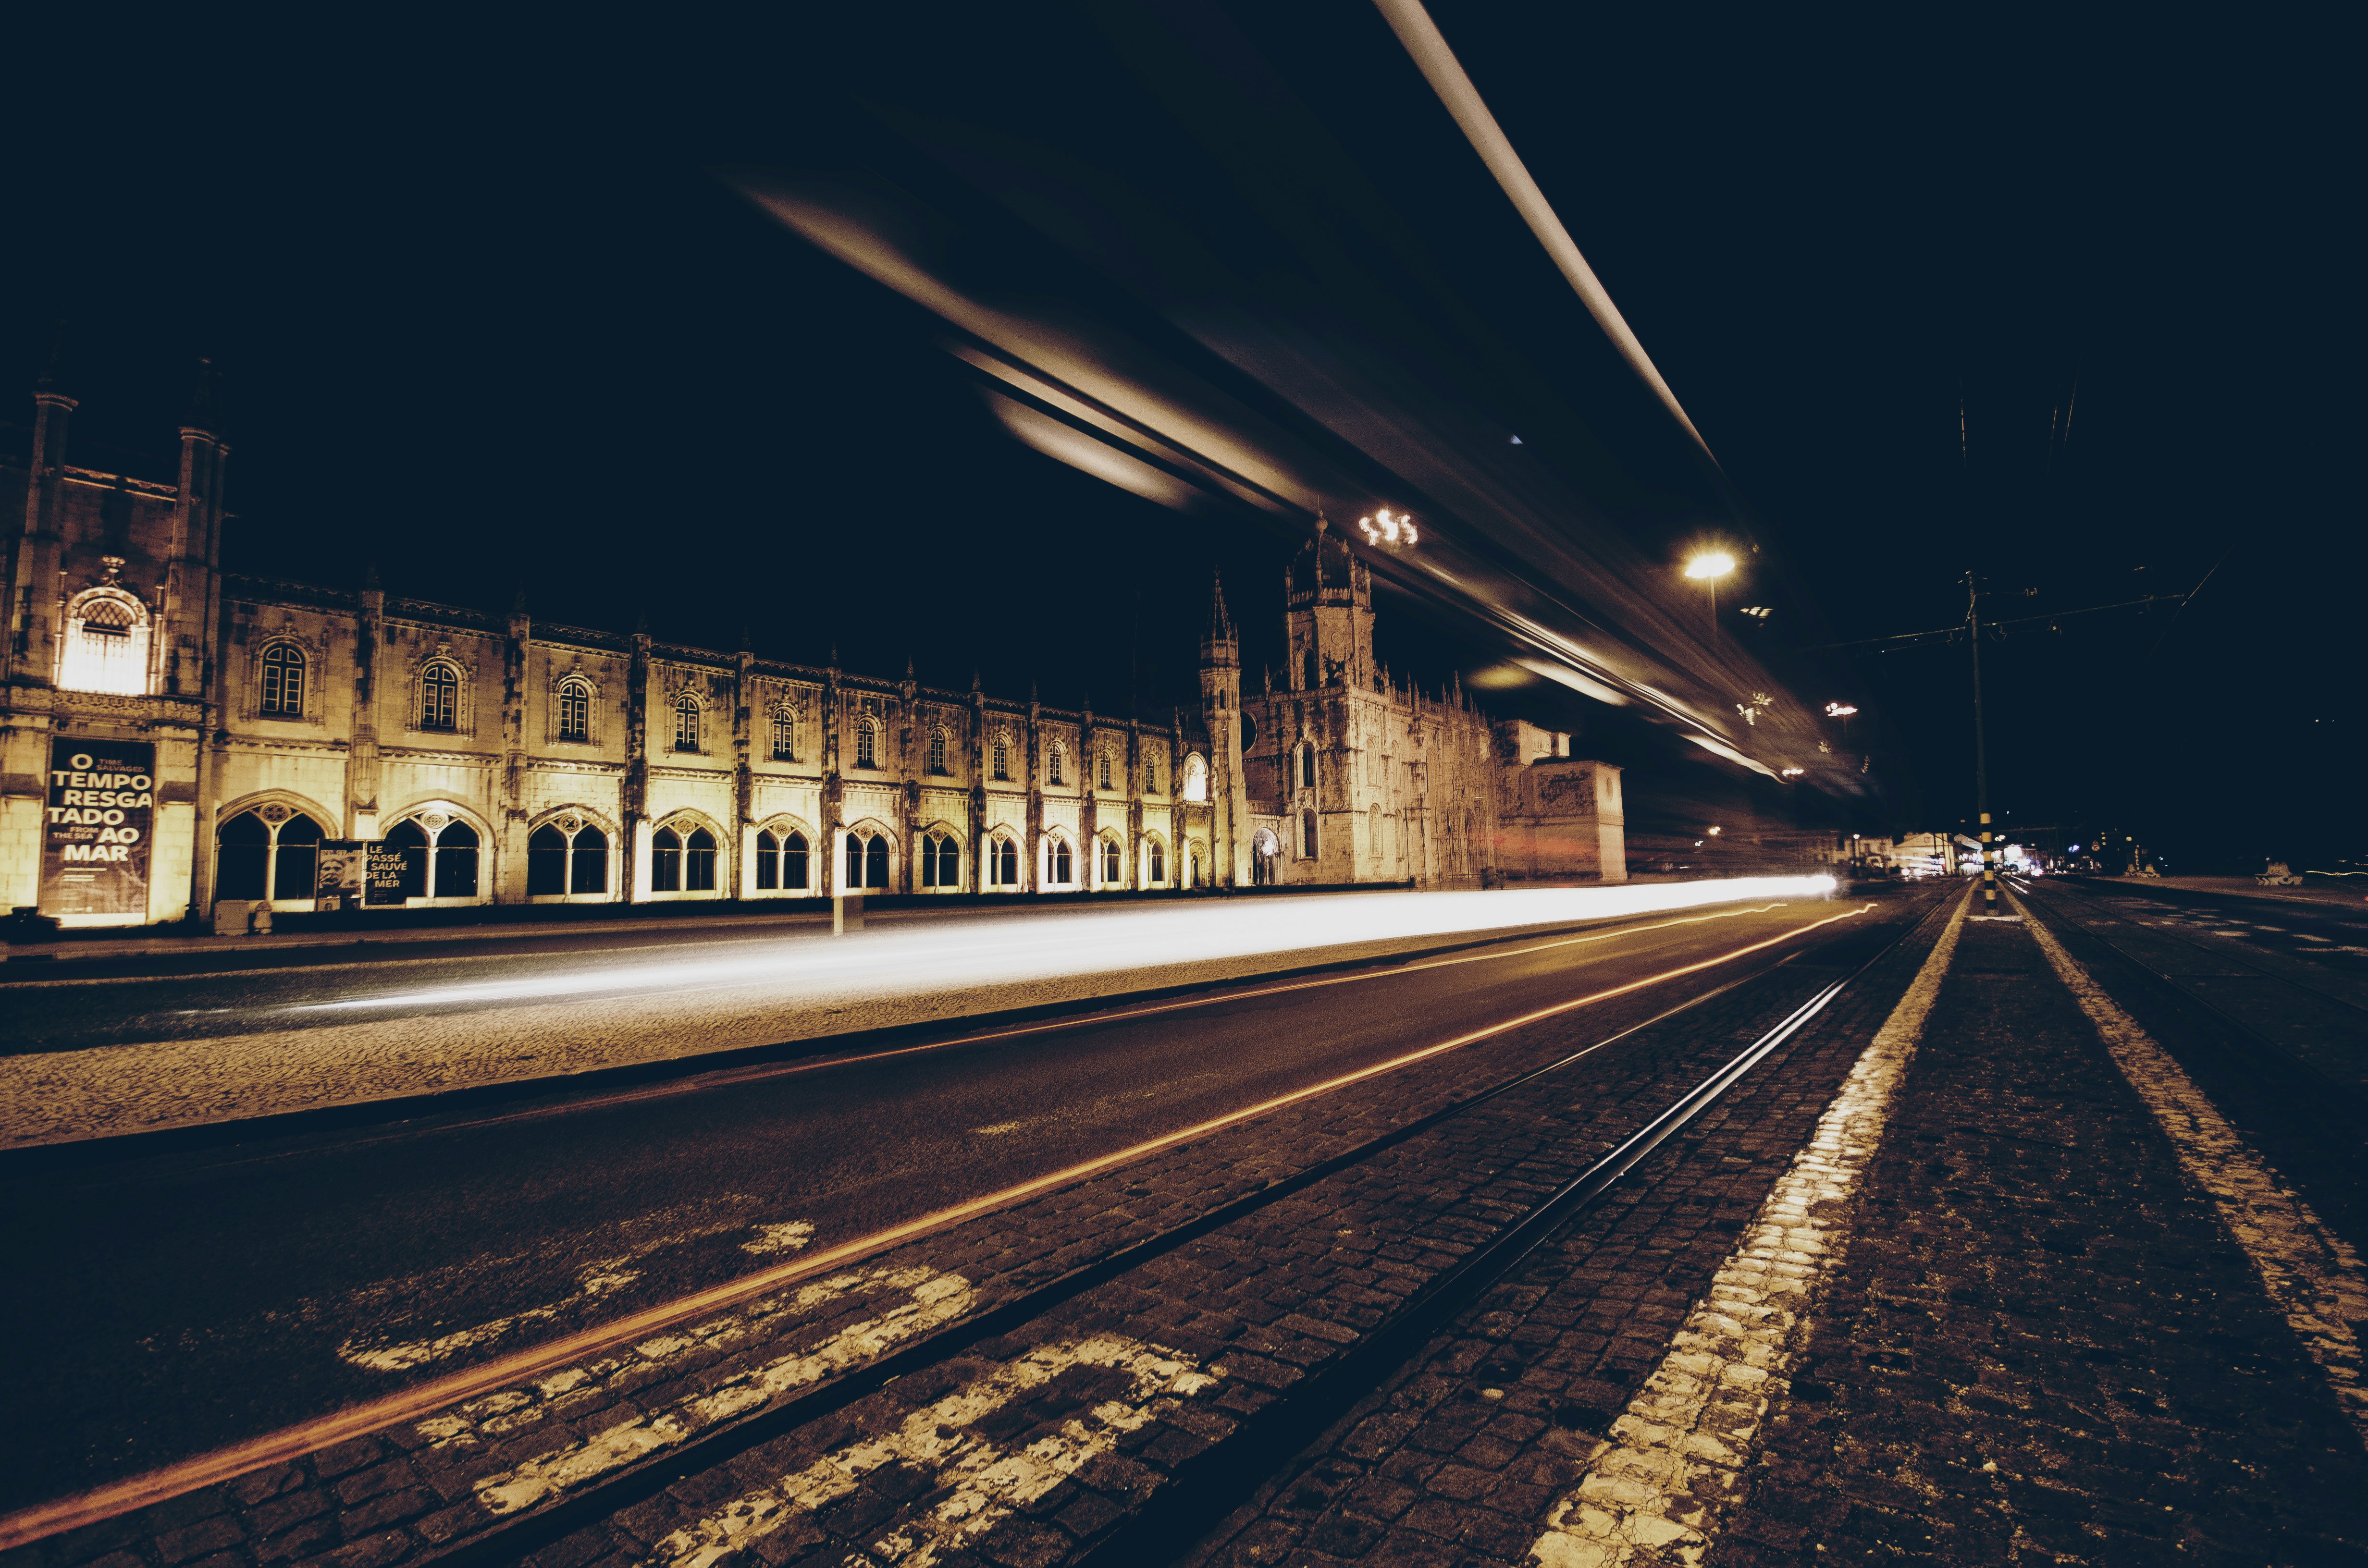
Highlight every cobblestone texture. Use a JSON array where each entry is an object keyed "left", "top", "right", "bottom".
[
  {"left": 1713, "top": 917, "right": 2368, "bottom": 1567},
  {"left": 1178, "top": 899, "right": 1954, "bottom": 1568},
  {"left": 19, "top": 900, "right": 1906, "bottom": 1568}
]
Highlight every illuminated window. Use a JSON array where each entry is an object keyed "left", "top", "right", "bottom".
[
  {"left": 1100, "top": 836, "right": 1122, "bottom": 885},
  {"left": 1048, "top": 744, "right": 1065, "bottom": 786},
  {"left": 991, "top": 732, "right": 1011, "bottom": 781},
  {"left": 1302, "top": 810, "right": 1318, "bottom": 859},
  {"left": 557, "top": 678, "right": 591, "bottom": 742},
  {"left": 1098, "top": 753, "right": 1113, "bottom": 790},
  {"left": 259, "top": 642, "right": 305, "bottom": 717},
  {"left": 1300, "top": 746, "right": 1317, "bottom": 788},
  {"left": 1183, "top": 753, "right": 1209, "bottom": 802},
  {"left": 1047, "top": 835, "right": 1073, "bottom": 885},
  {"left": 929, "top": 726, "right": 950, "bottom": 775},
  {"left": 857, "top": 717, "right": 879, "bottom": 769},
  {"left": 58, "top": 590, "right": 151, "bottom": 696},
  {"left": 674, "top": 693, "right": 702, "bottom": 752},
  {"left": 420, "top": 663, "right": 459, "bottom": 731}
]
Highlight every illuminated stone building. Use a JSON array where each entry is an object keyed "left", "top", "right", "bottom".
[{"left": 2, "top": 381, "right": 1619, "bottom": 926}]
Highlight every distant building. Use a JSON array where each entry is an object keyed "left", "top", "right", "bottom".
[{"left": 2, "top": 381, "right": 1621, "bottom": 925}]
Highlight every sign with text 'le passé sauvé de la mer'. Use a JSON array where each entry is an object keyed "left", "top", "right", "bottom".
[{"left": 40, "top": 737, "right": 156, "bottom": 918}]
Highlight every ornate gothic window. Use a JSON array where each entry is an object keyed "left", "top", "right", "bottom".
[
  {"left": 260, "top": 642, "right": 306, "bottom": 717},
  {"left": 771, "top": 704, "right": 799, "bottom": 761},
  {"left": 674, "top": 693, "right": 702, "bottom": 752},
  {"left": 990, "top": 835, "right": 1020, "bottom": 886},
  {"left": 856, "top": 716, "right": 879, "bottom": 769},
  {"left": 1098, "top": 752, "right": 1113, "bottom": 790},
  {"left": 922, "top": 832, "right": 960, "bottom": 887},
  {"left": 1148, "top": 838, "right": 1166, "bottom": 883},
  {"left": 59, "top": 589, "right": 151, "bottom": 696},
  {"left": 1044, "top": 834, "right": 1073, "bottom": 886},
  {"left": 844, "top": 829, "right": 891, "bottom": 889},
  {"left": 1300, "top": 745, "right": 1317, "bottom": 788},
  {"left": 1183, "top": 753, "right": 1209, "bottom": 803},
  {"left": 651, "top": 822, "right": 717, "bottom": 892},
  {"left": 213, "top": 807, "right": 331, "bottom": 905},
  {"left": 420, "top": 663, "right": 459, "bottom": 731},
  {"left": 992, "top": 731, "right": 1011, "bottom": 781},
  {"left": 1048, "top": 743, "right": 1066, "bottom": 786},
  {"left": 928, "top": 726, "right": 950, "bottom": 775},
  {"left": 378, "top": 812, "right": 481, "bottom": 900},
  {"left": 556, "top": 678, "right": 591, "bottom": 742},
  {"left": 1100, "top": 835, "right": 1122, "bottom": 885},
  {"left": 528, "top": 819, "right": 607, "bottom": 895},
  {"left": 1144, "top": 756, "right": 1159, "bottom": 795},
  {"left": 753, "top": 828, "right": 810, "bottom": 891}
]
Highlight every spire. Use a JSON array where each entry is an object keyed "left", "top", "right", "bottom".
[
  {"left": 634, "top": 607, "right": 650, "bottom": 636},
  {"left": 906, "top": 653, "right": 915, "bottom": 677},
  {"left": 362, "top": 560, "right": 381, "bottom": 591},
  {"left": 184, "top": 356, "right": 222, "bottom": 435},
  {"left": 972, "top": 669, "right": 982, "bottom": 693},
  {"left": 1209, "top": 569, "right": 1234, "bottom": 640},
  {"left": 510, "top": 586, "right": 529, "bottom": 616},
  {"left": 738, "top": 624, "right": 752, "bottom": 654}
]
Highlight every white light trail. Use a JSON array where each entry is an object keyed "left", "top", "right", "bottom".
[{"left": 297, "top": 879, "right": 1837, "bottom": 1016}]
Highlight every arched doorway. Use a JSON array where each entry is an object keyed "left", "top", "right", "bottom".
[
  {"left": 1251, "top": 827, "right": 1281, "bottom": 886},
  {"left": 213, "top": 805, "right": 328, "bottom": 908}
]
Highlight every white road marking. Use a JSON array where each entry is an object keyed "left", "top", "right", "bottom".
[
  {"left": 462, "top": 1266, "right": 975, "bottom": 1515},
  {"left": 2014, "top": 894, "right": 2368, "bottom": 1442},
  {"left": 644, "top": 1335, "right": 1221, "bottom": 1568},
  {"left": 742, "top": 1221, "right": 816, "bottom": 1256},
  {"left": 338, "top": 1259, "right": 643, "bottom": 1373},
  {"left": 1527, "top": 894, "right": 1969, "bottom": 1568}
]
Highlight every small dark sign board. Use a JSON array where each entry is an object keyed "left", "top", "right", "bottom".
[{"left": 365, "top": 843, "right": 410, "bottom": 906}]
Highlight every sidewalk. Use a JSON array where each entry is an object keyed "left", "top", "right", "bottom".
[{"left": 2096, "top": 874, "right": 2368, "bottom": 915}]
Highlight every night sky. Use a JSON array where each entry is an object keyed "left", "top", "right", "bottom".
[{"left": 5, "top": 4, "right": 2352, "bottom": 870}]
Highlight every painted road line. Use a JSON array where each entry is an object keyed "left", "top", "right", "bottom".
[
  {"left": 0, "top": 904, "right": 1870, "bottom": 1551},
  {"left": 2014, "top": 892, "right": 2368, "bottom": 1443},
  {"left": 1527, "top": 891, "right": 1968, "bottom": 1567}
]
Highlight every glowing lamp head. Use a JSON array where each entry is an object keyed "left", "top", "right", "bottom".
[
  {"left": 1684, "top": 552, "right": 1735, "bottom": 581},
  {"left": 1824, "top": 702, "right": 1859, "bottom": 718},
  {"left": 1357, "top": 509, "right": 1418, "bottom": 548},
  {"left": 1707, "top": 826, "right": 1723, "bottom": 836},
  {"left": 1781, "top": 767, "right": 1805, "bottom": 778}
]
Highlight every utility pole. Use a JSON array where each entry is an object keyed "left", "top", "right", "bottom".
[{"left": 1966, "top": 571, "right": 1998, "bottom": 916}]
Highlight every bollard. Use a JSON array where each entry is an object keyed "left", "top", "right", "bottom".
[{"left": 834, "top": 892, "right": 864, "bottom": 934}]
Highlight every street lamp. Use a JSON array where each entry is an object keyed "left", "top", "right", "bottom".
[
  {"left": 1684, "top": 552, "right": 1735, "bottom": 656},
  {"left": 1824, "top": 700, "right": 1858, "bottom": 747}
]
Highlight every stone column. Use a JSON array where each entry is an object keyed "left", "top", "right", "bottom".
[
  {"left": 496, "top": 594, "right": 530, "bottom": 903},
  {"left": 622, "top": 617, "right": 651, "bottom": 901}
]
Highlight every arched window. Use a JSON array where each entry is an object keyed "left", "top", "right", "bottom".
[
  {"left": 1048, "top": 835, "right": 1073, "bottom": 885},
  {"left": 260, "top": 642, "right": 306, "bottom": 717},
  {"left": 1183, "top": 754, "right": 1209, "bottom": 803},
  {"left": 1098, "top": 752, "right": 1113, "bottom": 790},
  {"left": 1302, "top": 809, "right": 1319, "bottom": 859},
  {"left": 990, "top": 836, "right": 1020, "bottom": 887},
  {"left": 1144, "top": 756, "right": 1159, "bottom": 795},
  {"left": 214, "top": 811, "right": 271, "bottom": 902},
  {"left": 274, "top": 812, "right": 320, "bottom": 903},
  {"left": 530, "top": 818, "right": 609, "bottom": 896},
  {"left": 557, "top": 679, "right": 591, "bottom": 743},
  {"left": 752, "top": 827, "right": 812, "bottom": 892},
  {"left": 922, "top": 832, "right": 960, "bottom": 888},
  {"left": 755, "top": 828, "right": 779, "bottom": 891},
  {"left": 991, "top": 732, "right": 1011, "bottom": 781},
  {"left": 1148, "top": 839, "right": 1166, "bottom": 883},
  {"left": 434, "top": 821, "right": 480, "bottom": 898},
  {"left": 771, "top": 706, "right": 799, "bottom": 761},
  {"left": 780, "top": 830, "right": 808, "bottom": 889},
  {"left": 1302, "top": 649, "right": 1319, "bottom": 690},
  {"left": 1300, "top": 745, "right": 1317, "bottom": 788},
  {"left": 572, "top": 825, "right": 608, "bottom": 893},
  {"left": 652, "top": 826, "right": 683, "bottom": 892},
  {"left": 856, "top": 716, "right": 879, "bottom": 769},
  {"left": 1048, "top": 743, "right": 1066, "bottom": 786},
  {"left": 867, "top": 833, "right": 889, "bottom": 888},
  {"left": 683, "top": 827, "right": 717, "bottom": 891},
  {"left": 1100, "top": 836, "right": 1122, "bottom": 886},
  {"left": 382, "top": 819, "right": 431, "bottom": 900},
  {"left": 420, "top": 663, "right": 459, "bottom": 731},
  {"left": 674, "top": 693, "right": 702, "bottom": 752},
  {"left": 928, "top": 727, "right": 950, "bottom": 775},
  {"left": 59, "top": 590, "right": 151, "bottom": 695},
  {"left": 529, "top": 824, "right": 568, "bottom": 894},
  {"left": 1371, "top": 803, "right": 1383, "bottom": 866}
]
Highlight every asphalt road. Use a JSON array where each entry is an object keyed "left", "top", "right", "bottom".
[{"left": 0, "top": 895, "right": 1867, "bottom": 1516}]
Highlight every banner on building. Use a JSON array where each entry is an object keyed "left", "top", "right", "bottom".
[
  {"left": 365, "top": 843, "right": 410, "bottom": 906},
  {"left": 316, "top": 841, "right": 367, "bottom": 911},
  {"left": 40, "top": 738, "right": 156, "bottom": 919}
]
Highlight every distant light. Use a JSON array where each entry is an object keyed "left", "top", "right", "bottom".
[
  {"left": 1707, "top": 826, "right": 1723, "bottom": 835},
  {"left": 1739, "top": 606, "right": 1772, "bottom": 620},
  {"left": 2068, "top": 843, "right": 2081, "bottom": 852},
  {"left": 1509, "top": 434, "right": 1523, "bottom": 444},
  {"left": 1780, "top": 767, "right": 1804, "bottom": 778},
  {"left": 1684, "top": 552, "right": 1735, "bottom": 580},
  {"left": 1824, "top": 702, "right": 1859, "bottom": 718},
  {"left": 1357, "top": 508, "right": 1419, "bottom": 548}
]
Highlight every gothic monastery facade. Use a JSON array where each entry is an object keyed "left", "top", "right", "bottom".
[{"left": 2, "top": 379, "right": 1622, "bottom": 927}]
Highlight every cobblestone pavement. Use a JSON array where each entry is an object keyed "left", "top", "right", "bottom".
[{"left": 9, "top": 898, "right": 1923, "bottom": 1568}]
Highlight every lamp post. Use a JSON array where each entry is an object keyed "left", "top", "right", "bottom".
[{"left": 1685, "top": 551, "right": 1735, "bottom": 659}]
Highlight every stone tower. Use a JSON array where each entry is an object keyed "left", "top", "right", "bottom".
[
  {"left": 1198, "top": 571, "right": 1250, "bottom": 887},
  {"left": 1285, "top": 511, "right": 1375, "bottom": 695}
]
